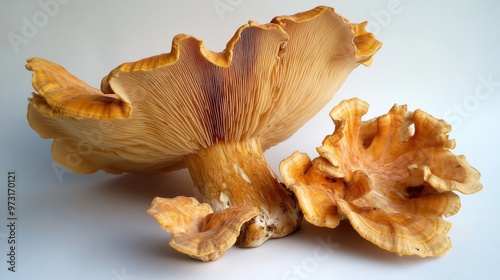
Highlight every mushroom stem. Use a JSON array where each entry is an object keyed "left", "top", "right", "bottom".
[{"left": 184, "top": 137, "right": 302, "bottom": 247}]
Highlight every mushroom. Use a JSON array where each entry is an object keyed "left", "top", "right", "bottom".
[
  {"left": 280, "top": 98, "right": 482, "bottom": 257},
  {"left": 26, "top": 6, "right": 381, "bottom": 258},
  {"left": 147, "top": 196, "right": 259, "bottom": 261}
]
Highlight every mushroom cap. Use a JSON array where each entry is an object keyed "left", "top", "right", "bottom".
[
  {"left": 148, "top": 196, "right": 259, "bottom": 261},
  {"left": 280, "top": 98, "right": 482, "bottom": 257},
  {"left": 27, "top": 6, "right": 381, "bottom": 174}
]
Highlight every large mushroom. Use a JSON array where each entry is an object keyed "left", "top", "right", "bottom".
[{"left": 26, "top": 6, "right": 381, "bottom": 260}]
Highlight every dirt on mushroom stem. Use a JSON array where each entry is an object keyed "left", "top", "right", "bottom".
[{"left": 184, "top": 137, "right": 303, "bottom": 247}]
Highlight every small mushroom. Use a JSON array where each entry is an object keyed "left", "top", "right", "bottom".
[
  {"left": 26, "top": 6, "right": 381, "bottom": 258},
  {"left": 280, "top": 98, "right": 482, "bottom": 257},
  {"left": 148, "top": 196, "right": 259, "bottom": 261}
]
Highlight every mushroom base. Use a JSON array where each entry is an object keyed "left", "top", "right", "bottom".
[{"left": 185, "top": 138, "right": 302, "bottom": 247}]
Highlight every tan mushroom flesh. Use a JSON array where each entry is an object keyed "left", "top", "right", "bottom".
[
  {"left": 27, "top": 6, "right": 381, "bottom": 256},
  {"left": 280, "top": 98, "right": 482, "bottom": 257},
  {"left": 148, "top": 196, "right": 259, "bottom": 261}
]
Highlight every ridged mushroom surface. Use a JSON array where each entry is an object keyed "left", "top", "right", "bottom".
[{"left": 280, "top": 98, "right": 482, "bottom": 257}]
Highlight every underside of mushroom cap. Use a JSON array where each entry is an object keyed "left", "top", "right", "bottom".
[
  {"left": 148, "top": 196, "right": 259, "bottom": 261},
  {"left": 280, "top": 98, "right": 482, "bottom": 257},
  {"left": 27, "top": 6, "right": 381, "bottom": 175}
]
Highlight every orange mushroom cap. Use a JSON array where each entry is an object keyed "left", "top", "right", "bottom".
[
  {"left": 27, "top": 6, "right": 381, "bottom": 175},
  {"left": 148, "top": 196, "right": 259, "bottom": 261},
  {"left": 280, "top": 98, "right": 482, "bottom": 257}
]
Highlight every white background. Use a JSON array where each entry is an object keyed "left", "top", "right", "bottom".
[{"left": 1, "top": 1, "right": 498, "bottom": 279}]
